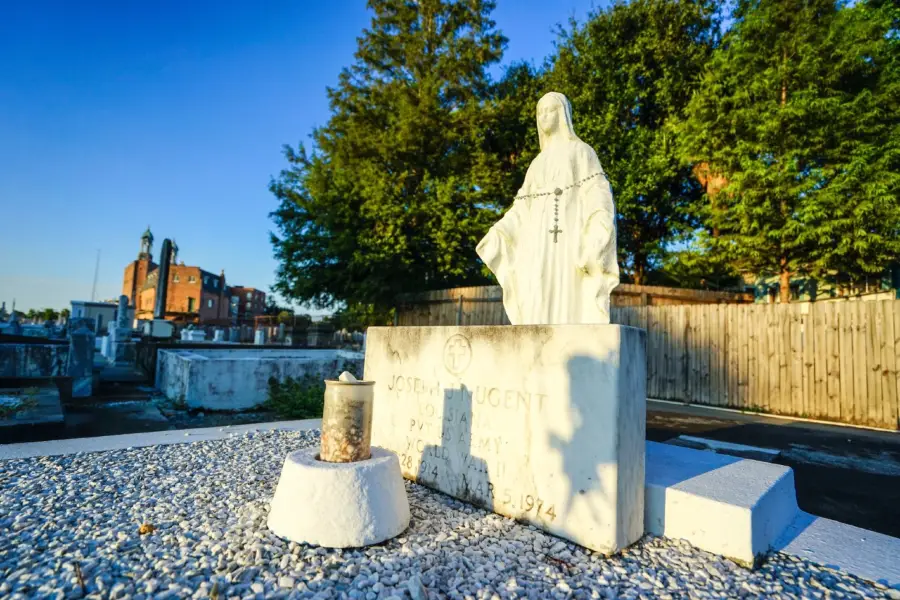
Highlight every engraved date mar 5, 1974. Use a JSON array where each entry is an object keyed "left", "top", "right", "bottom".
[{"left": 500, "top": 490, "right": 557, "bottom": 521}]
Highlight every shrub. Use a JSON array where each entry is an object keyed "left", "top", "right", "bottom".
[
  {"left": 265, "top": 375, "right": 326, "bottom": 419},
  {"left": 0, "top": 388, "right": 39, "bottom": 418}
]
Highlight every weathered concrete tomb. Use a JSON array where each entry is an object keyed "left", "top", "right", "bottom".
[
  {"left": 156, "top": 348, "right": 365, "bottom": 410},
  {"left": 0, "top": 342, "right": 69, "bottom": 378}
]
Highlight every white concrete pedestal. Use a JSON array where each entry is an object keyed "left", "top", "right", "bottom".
[
  {"left": 645, "top": 441, "right": 799, "bottom": 567},
  {"left": 267, "top": 446, "right": 410, "bottom": 548}
]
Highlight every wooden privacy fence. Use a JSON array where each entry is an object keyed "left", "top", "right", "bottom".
[
  {"left": 612, "top": 301, "right": 900, "bottom": 431},
  {"left": 395, "top": 284, "right": 752, "bottom": 326},
  {"left": 395, "top": 286, "right": 900, "bottom": 430}
]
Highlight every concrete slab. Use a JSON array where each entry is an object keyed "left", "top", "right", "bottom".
[
  {"left": 86, "top": 400, "right": 169, "bottom": 423},
  {"left": 100, "top": 364, "right": 148, "bottom": 383},
  {"left": 647, "top": 399, "right": 900, "bottom": 539},
  {"left": 0, "top": 382, "right": 65, "bottom": 443},
  {"left": 0, "top": 419, "right": 321, "bottom": 459},
  {"left": 645, "top": 441, "right": 799, "bottom": 567},
  {"left": 669, "top": 435, "right": 781, "bottom": 462},
  {"left": 775, "top": 511, "right": 900, "bottom": 588}
]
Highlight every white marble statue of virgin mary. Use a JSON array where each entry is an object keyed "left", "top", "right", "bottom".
[{"left": 476, "top": 92, "right": 619, "bottom": 325}]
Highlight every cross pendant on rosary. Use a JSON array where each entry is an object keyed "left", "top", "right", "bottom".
[
  {"left": 549, "top": 224, "right": 562, "bottom": 243},
  {"left": 549, "top": 187, "right": 563, "bottom": 243}
]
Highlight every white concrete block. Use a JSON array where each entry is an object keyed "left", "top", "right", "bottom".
[
  {"left": 156, "top": 349, "right": 365, "bottom": 410},
  {"left": 775, "top": 512, "right": 900, "bottom": 587},
  {"left": 143, "top": 320, "right": 174, "bottom": 339},
  {"left": 267, "top": 446, "right": 410, "bottom": 548},
  {"left": 365, "top": 324, "right": 647, "bottom": 555},
  {"left": 645, "top": 441, "right": 799, "bottom": 566}
]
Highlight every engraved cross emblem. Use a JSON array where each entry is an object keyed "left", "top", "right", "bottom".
[
  {"left": 447, "top": 339, "right": 467, "bottom": 369},
  {"left": 443, "top": 334, "right": 472, "bottom": 375}
]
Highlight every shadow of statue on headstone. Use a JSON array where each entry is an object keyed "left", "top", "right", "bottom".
[
  {"left": 416, "top": 384, "right": 493, "bottom": 510},
  {"left": 548, "top": 354, "right": 613, "bottom": 531}
]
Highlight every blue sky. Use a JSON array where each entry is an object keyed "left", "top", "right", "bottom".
[{"left": 0, "top": 0, "right": 603, "bottom": 314}]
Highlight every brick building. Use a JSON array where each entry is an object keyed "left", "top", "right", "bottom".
[
  {"left": 136, "top": 266, "right": 230, "bottom": 323},
  {"left": 229, "top": 285, "right": 267, "bottom": 320},
  {"left": 122, "top": 228, "right": 265, "bottom": 325}
]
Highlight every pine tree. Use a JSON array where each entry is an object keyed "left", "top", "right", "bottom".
[
  {"left": 547, "top": 0, "right": 720, "bottom": 285},
  {"left": 812, "top": 0, "right": 900, "bottom": 283},
  {"left": 269, "top": 0, "right": 512, "bottom": 311},
  {"left": 679, "top": 0, "right": 900, "bottom": 302}
]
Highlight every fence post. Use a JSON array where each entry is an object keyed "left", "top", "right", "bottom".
[{"left": 456, "top": 295, "right": 463, "bottom": 326}]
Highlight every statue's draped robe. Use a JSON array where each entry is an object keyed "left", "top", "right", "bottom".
[{"left": 477, "top": 139, "right": 619, "bottom": 325}]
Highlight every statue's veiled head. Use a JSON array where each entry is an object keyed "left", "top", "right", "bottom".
[{"left": 536, "top": 92, "right": 579, "bottom": 150}]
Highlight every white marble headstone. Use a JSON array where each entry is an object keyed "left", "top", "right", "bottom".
[{"left": 365, "top": 324, "right": 646, "bottom": 555}]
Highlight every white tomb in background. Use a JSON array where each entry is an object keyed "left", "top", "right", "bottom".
[
  {"left": 181, "top": 329, "right": 206, "bottom": 342},
  {"left": 157, "top": 348, "right": 365, "bottom": 410}
]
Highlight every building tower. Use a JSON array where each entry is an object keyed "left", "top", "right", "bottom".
[
  {"left": 124, "top": 228, "right": 158, "bottom": 308},
  {"left": 170, "top": 239, "right": 179, "bottom": 265},
  {"left": 139, "top": 226, "right": 154, "bottom": 260}
]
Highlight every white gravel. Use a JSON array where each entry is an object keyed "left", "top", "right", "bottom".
[{"left": 0, "top": 429, "right": 894, "bottom": 599}]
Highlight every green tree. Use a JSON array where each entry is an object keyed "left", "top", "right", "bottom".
[
  {"left": 812, "top": 0, "right": 900, "bottom": 284},
  {"left": 328, "top": 303, "right": 395, "bottom": 330},
  {"left": 270, "top": 0, "right": 510, "bottom": 311},
  {"left": 546, "top": 0, "right": 720, "bottom": 284},
  {"left": 293, "top": 313, "right": 313, "bottom": 330},
  {"left": 40, "top": 308, "right": 59, "bottom": 322},
  {"left": 59, "top": 308, "right": 71, "bottom": 320},
  {"left": 264, "top": 297, "right": 292, "bottom": 317},
  {"left": 657, "top": 234, "right": 744, "bottom": 290},
  {"left": 472, "top": 61, "right": 546, "bottom": 279},
  {"left": 678, "top": 0, "right": 900, "bottom": 302}
]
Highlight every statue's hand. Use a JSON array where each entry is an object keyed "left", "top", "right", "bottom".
[{"left": 576, "top": 253, "right": 592, "bottom": 276}]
